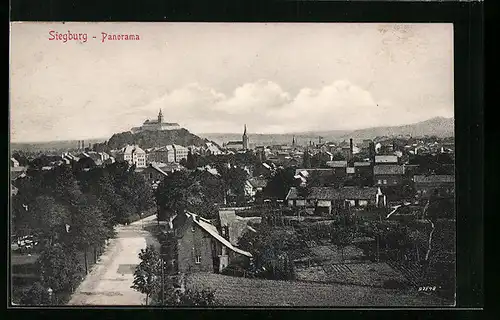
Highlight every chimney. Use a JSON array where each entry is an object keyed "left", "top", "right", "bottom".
[
  {"left": 349, "top": 138, "right": 353, "bottom": 162},
  {"left": 77, "top": 140, "right": 80, "bottom": 150},
  {"left": 82, "top": 140, "right": 85, "bottom": 150}
]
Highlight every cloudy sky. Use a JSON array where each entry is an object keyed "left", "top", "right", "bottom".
[{"left": 10, "top": 23, "right": 453, "bottom": 142}]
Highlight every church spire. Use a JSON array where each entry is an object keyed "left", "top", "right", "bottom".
[
  {"left": 292, "top": 135, "right": 296, "bottom": 147},
  {"left": 158, "top": 109, "right": 163, "bottom": 123},
  {"left": 242, "top": 124, "right": 249, "bottom": 150}
]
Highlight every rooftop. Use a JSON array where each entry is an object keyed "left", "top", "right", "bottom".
[
  {"left": 326, "top": 161, "right": 348, "bottom": 168},
  {"left": 187, "top": 212, "right": 252, "bottom": 257},
  {"left": 373, "top": 165, "right": 405, "bottom": 175},
  {"left": 247, "top": 177, "right": 268, "bottom": 189},
  {"left": 414, "top": 175, "right": 455, "bottom": 184},
  {"left": 286, "top": 186, "right": 380, "bottom": 201},
  {"left": 375, "top": 155, "right": 398, "bottom": 163}
]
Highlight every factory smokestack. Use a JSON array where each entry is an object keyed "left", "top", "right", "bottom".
[{"left": 349, "top": 138, "right": 353, "bottom": 162}]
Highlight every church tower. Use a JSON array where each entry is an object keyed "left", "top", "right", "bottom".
[
  {"left": 158, "top": 109, "right": 163, "bottom": 123},
  {"left": 242, "top": 124, "right": 249, "bottom": 150}
]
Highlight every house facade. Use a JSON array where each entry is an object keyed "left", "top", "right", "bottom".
[
  {"left": 115, "top": 145, "right": 147, "bottom": 168},
  {"left": 373, "top": 165, "right": 405, "bottom": 187},
  {"left": 147, "top": 145, "right": 176, "bottom": 163}
]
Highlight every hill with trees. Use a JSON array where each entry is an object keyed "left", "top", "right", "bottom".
[{"left": 93, "top": 128, "right": 209, "bottom": 151}]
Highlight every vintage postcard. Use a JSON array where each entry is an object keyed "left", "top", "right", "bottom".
[{"left": 10, "top": 22, "right": 455, "bottom": 307}]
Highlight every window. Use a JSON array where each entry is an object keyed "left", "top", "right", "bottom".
[
  {"left": 383, "top": 180, "right": 387, "bottom": 185},
  {"left": 191, "top": 226, "right": 195, "bottom": 232},
  {"left": 195, "top": 255, "right": 201, "bottom": 264},
  {"left": 377, "top": 180, "right": 382, "bottom": 185}
]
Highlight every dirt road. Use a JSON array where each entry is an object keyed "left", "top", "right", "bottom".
[{"left": 67, "top": 215, "right": 159, "bottom": 306}]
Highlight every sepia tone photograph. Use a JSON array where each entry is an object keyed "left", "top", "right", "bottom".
[{"left": 10, "top": 22, "right": 455, "bottom": 307}]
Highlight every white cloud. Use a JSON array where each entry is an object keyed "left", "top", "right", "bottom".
[{"left": 131, "top": 79, "right": 451, "bottom": 134}]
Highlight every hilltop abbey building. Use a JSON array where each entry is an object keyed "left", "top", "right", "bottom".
[{"left": 131, "top": 109, "right": 181, "bottom": 134}]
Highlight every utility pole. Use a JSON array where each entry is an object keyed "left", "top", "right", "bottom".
[{"left": 161, "top": 256, "right": 165, "bottom": 305}]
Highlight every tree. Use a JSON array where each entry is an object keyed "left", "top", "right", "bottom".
[
  {"left": 19, "top": 281, "right": 50, "bottom": 305},
  {"left": 262, "top": 167, "right": 298, "bottom": 200},
  {"left": 163, "top": 288, "right": 218, "bottom": 306},
  {"left": 186, "top": 150, "right": 197, "bottom": 169},
  {"left": 30, "top": 195, "right": 71, "bottom": 246},
  {"left": 332, "top": 152, "right": 346, "bottom": 161},
  {"left": 218, "top": 166, "right": 248, "bottom": 204},
  {"left": 68, "top": 196, "right": 109, "bottom": 273},
  {"left": 238, "top": 223, "right": 300, "bottom": 280},
  {"left": 37, "top": 244, "right": 85, "bottom": 295},
  {"left": 132, "top": 245, "right": 162, "bottom": 305},
  {"left": 331, "top": 227, "right": 354, "bottom": 262},
  {"left": 302, "top": 150, "right": 311, "bottom": 168},
  {"left": 155, "top": 170, "right": 196, "bottom": 221},
  {"left": 311, "top": 152, "right": 329, "bottom": 168}
]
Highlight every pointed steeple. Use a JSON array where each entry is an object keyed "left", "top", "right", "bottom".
[
  {"left": 292, "top": 135, "right": 296, "bottom": 147},
  {"left": 242, "top": 124, "right": 249, "bottom": 150},
  {"left": 158, "top": 109, "right": 163, "bottom": 123}
]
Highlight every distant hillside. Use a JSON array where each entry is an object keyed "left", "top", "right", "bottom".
[
  {"left": 340, "top": 117, "right": 454, "bottom": 140},
  {"left": 100, "top": 128, "right": 208, "bottom": 150},
  {"left": 200, "top": 117, "right": 454, "bottom": 146},
  {"left": 11, "top": 138, "right": 107, "bottom": 153}
]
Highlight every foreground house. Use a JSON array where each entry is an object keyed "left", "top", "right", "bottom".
[
  {"left": 286, "top": 186, "right": 386, "bottom": 214},
  {"left": 170, "top": 212, "right": 252, "bottom": 274}
]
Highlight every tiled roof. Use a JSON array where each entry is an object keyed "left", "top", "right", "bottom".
[
  {"left": 373, "top": 165, "right": 404, "bottom": 175},
  {"left": 354, "top": 162, "right": 371, "bottom": 167},
  {"left": 326, "top": 161, "right": 348, "bottom": 168},
  {"left": 172, "top": 144, "right": 189, "bottom": 151},
  {"left": 151, "top": 164, "right": 169, "bottom": 177},
  {"left": 248, "top": 178, "right": 267, "bottom": 189},
  {"left": 227, "top": 141, "right": 243, "bottom": 145},
  {"left": 414, "top": 175, "right": 455, "bottom": 184},
  {"left": 294, "top": 169, "right": 335, "bottom": 177},
  {"left": 286, "top": 186, "right": 380, "bottom": 200},
  {"left": 375, "top": 155, "right": 398, "bottom": 163},
  {"left": 121, "top": 145, "right": 145, "bottom": 154}
]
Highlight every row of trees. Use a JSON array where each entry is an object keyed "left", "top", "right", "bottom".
[{"left": 12, "top": 160, "right": 155, "bottom": 305}]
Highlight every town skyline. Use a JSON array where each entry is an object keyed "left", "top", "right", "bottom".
[{"left": 11, "top": 22, "right": 453, "bottom": 143}]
